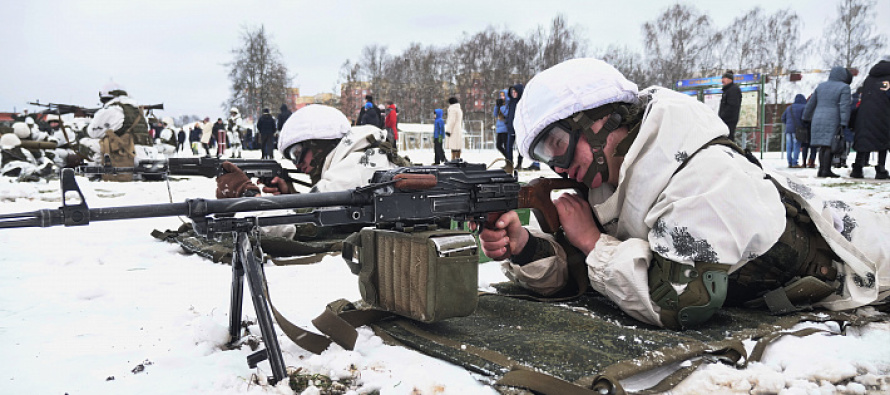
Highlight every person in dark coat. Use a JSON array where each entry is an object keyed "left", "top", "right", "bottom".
[
  {"left": 356, "top": 95, "right": 383, "bottom": 128},
  {"left": 836, "top": 91, "right": 860, "bottom": 168},
  {"left": 177, "top": 128, "right": 186, "bottom": 152},
  {"left": 781, "top": 94, "right": 807, "bottom": 168},
  {"left": 718, "top": 70, "right": 742, "bottom": 142},
  {"left": 851, "top": 58, "right": 890, "bottom": 179},
  {"left": 257, "top": 108, "right": 277, "bottom": 159},
  {"left": 505, "top": 83, "right": 525, "bottom": 168},
  {"left": 802, "top": 66, "right": 853, "bottom": 178},
  {"left": 277, "top": 104, "right": 292, "bottom": 132},
  {"left": 212, "top": 118, "right": 226, "bottom": 158}
]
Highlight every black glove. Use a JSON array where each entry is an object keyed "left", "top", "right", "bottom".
[{"left": 216, "top": 162, "right": 260, "bottom": 199}]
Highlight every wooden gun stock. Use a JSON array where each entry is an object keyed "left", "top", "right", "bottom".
[{"left": 518, "top": 178, "right": 586, "bottom": 234}]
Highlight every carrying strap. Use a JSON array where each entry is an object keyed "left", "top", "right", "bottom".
[
  {"left": 673, "top": 136, "right": 761, "bottom": 178},
  {"left": 750, "top": 276, "right": 836, "bottom": 315},
  {"left": 365, "top": 135, "right": 412, "bottom": 167},
  {"left": 266, "top": 295, "right": 392, "bottom": 355},
  {"left": 498, "top": 368, "right": 605, "bottom": 395}
]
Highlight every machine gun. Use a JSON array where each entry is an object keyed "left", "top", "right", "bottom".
[
  {"left": 29, "top": 101, "right": 100, "bottom": 117},
  {"left": 76, "top": 156, "right": 313, "bottom": 188},
  {"left": 0, "top": 162, "right": 581, "bottom": 384}
]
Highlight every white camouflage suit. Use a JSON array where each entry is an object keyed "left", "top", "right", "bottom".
[
  {"left": 226, "top": 112, "right": 244, "bottom": 158},
  {"left": 85, "top": 95, "right": 162, "bottom": 164},
  {"left": 506, "top": 87, "right": 890, "bottom": 328}
]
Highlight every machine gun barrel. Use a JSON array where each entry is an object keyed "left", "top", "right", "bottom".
[
  {"left": 76, "top": 157, "right": 309, "bottom": 187},
  {"left": 28, "top": 101, "right": 99, "bottom": 116}
]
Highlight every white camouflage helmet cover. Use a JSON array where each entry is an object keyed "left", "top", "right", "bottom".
[
  {"left": 99, "top": 82, "right": 126, "bottom": 99},
  {"left": 1, "top": 133, "right": 22, "bottom": 149},
  {"left": 278, "top": 104, "right": 350, "bottom": 156},
  {"left": 12, "top": 122, "right": 32, "bottom": 138},
  {"left": 514, "top": 58, "right": 639, "bottom": 158}
]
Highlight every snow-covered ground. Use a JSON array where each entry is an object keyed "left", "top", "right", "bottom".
[{"left": 1, "top": 147, "right": 888, "bottom": 395}]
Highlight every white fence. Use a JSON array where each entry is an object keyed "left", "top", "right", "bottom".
[{"left": 397, "top": 121, "right": 492, "bottom": 151}]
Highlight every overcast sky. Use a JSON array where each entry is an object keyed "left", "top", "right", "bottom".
[{"left": 3, "top": 0, "right": 888, "bottom": 121}]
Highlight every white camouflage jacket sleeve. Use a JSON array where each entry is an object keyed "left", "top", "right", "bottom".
[{"left": 87, "top": 106, "right": 124, "bottom": 139}]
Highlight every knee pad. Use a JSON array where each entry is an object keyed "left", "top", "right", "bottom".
[{"left": 649, "top": 256, "right": 728, "bottom": 330}]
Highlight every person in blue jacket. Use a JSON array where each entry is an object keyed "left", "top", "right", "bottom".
[
  {"left": 432, "top": 108, "right": 446, "bottom": 165},
  {"left": 494, "top": 89, "right": 511, "bottom": 171},
  {"left": 781, "top": 94, "right": 807, "bottom": 168}
]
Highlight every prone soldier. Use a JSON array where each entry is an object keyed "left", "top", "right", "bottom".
[{"left": 480, "top": 58, "right": 890, "bottom": 329}]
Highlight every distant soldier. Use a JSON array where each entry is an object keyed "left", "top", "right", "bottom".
[
  {"left": 217, "top": 104, "right": 411, "bottom": 240},
  {"left": 6, "top": 117, "right": 57, "bottom": 178},
  {"left": 227, "top": 108, "right": 244, "bottom": 158},
  {"left": 155, "top": 117, "right": 178, "bottom": 156},
  {"left": 1, "top": 133, "right": 54, "bottom": 181},
  {"left": 44, "top": 114, "right": 82, "bottom": 168},
  {"left": 86, "top": 83, "right": 157, "bottom": 181}
]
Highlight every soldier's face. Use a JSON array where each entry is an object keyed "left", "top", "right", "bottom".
[
  {"left": 553, "top": 117, "right": 628, "bottom": 189},
  {"left": 297, "top": 150, "right": 315, "bottom": 174}
]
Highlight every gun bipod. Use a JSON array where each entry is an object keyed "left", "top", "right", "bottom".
[{"left": 228, "top": 229, "right": 287, "bottom": 385}]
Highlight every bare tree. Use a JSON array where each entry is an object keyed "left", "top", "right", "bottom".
[
  {"left": 452, "top": 26, "right": 523, "bottom": 119},
  {"left": 225, "top": 25, "right": 292, "bottom": 121},
  {"left": 338, "top": 59, "right": 363, "bottom": 122},
  {"left": 642, "top": 4, "right": 718, "bottom": 87},
  {"left": 538, "top": 14, "right": 587, "bottom": 70},
  {"left": 821, "top": 0, "right": 887, "bottom": 69},
  {"left": 718, "top": 8, "right": 769, "bottom": 72},
  {"left": 762, "top": 9, "right": 807, "bottom": 119},
  {"left": 332, "top": 15, "right": 583, "bottom": 127}
]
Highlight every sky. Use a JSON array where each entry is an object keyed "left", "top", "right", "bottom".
[{"left": 3, "top": 0, "right": 889, "bottom": 121}]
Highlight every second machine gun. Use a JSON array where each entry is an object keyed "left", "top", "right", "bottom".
[{"left": 76, "top": 156, "right": 312, "bottom": 188}]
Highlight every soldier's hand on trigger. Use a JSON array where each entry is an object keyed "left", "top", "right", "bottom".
[
  {"left": 477, "top": 211, "right": 529, "bottom": 261},
  {"left": 216, "top": 161, "right": 260, "bottom": 199},
  {"left": 554, "top": 193, "right": 600, "bottom": 255},
  {"left": 260, "top": 176, "right": 294, "bottom": 195}
]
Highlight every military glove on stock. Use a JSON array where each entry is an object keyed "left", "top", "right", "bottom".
[{"left": 216, "top": 161, "right": 260, "bottom": 199}]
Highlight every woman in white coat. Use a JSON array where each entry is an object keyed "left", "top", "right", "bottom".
[{"left": 444, "top": 97, "right": 464, "bottom": 160}]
